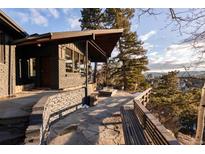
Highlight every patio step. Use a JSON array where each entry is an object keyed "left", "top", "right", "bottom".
[
  {"left": 0, "top": 131, "right": 25, "bottom": 145},
  {"left": 0, "top": 116, "right": 29, "bottom": 145},
  {"left": 24, "top": 107, "right": 43, "bottom": 145}
]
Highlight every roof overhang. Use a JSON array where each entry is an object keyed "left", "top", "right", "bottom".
[
  {"left": 13, "top": 29, "right": 123, "bottom": 62},
  {"left": 0, "top": 10, "right": 28, "bottom": 38}
]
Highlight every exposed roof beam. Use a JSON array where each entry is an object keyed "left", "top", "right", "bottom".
[{"left": 88, "top": 40, "right": 107, "bottom": 58}]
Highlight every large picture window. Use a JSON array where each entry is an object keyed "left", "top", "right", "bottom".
[
  {"left": 64, "top": 44, "right": 85, "bottom": 74},
  {"left": 0, "top": 32, "right": 5, "bottom": 64}
]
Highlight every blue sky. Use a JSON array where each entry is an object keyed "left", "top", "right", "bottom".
[{"left": 2, "top": 8, "right": 205, "bottom": 72}]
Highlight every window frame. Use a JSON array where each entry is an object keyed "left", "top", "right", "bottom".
[{"left": 65, "top": 47, "right": 73, "bottom": 73}]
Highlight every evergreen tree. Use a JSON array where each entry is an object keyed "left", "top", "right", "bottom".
[
  {"left": 79, "top": 8, "right": 104, "bottom": 30},
  {"left": 79, "top": 8, "right": 105, "bottom": 83},
  {"left": 104, "top": 9, "right": 148, "bottom": 91},
  {"left": 147, "top": 71, "right": 200, "bottom": 135}
]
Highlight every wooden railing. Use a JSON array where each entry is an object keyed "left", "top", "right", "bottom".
[
  {"left": 134, "top": 99, "right": 179, "bottom": 145},
  {"left": 121, "top": 88, "right": 179, "bottom": 145},
  {"left": 133, "top": 88, "right": 152, "bottom": 106}
]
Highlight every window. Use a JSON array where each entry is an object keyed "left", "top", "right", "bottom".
[
  {"left": 18, "top": 59, "right": 22, "bottom": 79},
  {"left": 28, "top": 58, "right": 36, "bottom": 78},
  {"left": 65, "top": 48, "right": 73, "bottom": 72},
  {"left": 0, "top": 32, "right": 5, "bottom": 64},
  {"left": 74, "top": 52, "right": 80, "bottom": 72},
  {"left": 29, "top": 58, "right": 36, "bottom": 77},
  {"left": 80, "top": 54, "right": 85, "bottom": 73},
  {"left": 64, "top": 45, "right": 85, "bottom": 74}
]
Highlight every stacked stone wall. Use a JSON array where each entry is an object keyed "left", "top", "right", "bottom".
[{"left": 40, "top": 84, "right": 96, "bottom": 144}]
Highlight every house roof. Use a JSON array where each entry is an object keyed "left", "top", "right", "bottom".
[
  {"left": 0, "top": 10, "right": 28, "bottom": 38},
  {"left": 14, "top": 29, "right": 123, "bottom": 62}
]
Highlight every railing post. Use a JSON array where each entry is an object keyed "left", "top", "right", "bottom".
[
  {"left": 142, "top": 113, "right": 146, "bottom": 129},
  {"left": 195, "top": 83, "right": 205, "bottom": 145}
]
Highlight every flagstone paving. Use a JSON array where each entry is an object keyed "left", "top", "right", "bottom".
[
  {"left": 0, "top": 90, "right": 58, "bottom": 119},
  {"left": 47, "top": 91, "right": 136, "bottom": 145}
]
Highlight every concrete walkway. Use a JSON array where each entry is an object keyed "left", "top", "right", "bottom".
[
  {"left": 0, "top": 90, "right": 59, "bottom": 119},
  {"left": 47, "top": 91, "right": 136, "bottom": 145}
]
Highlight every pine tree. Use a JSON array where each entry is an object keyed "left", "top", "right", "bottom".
[
  {"left": 104, "top": 9, "right": 148, "bottom": 91},
  {"left": 79, "top": 8, "right": 105, "bottom": 83}
]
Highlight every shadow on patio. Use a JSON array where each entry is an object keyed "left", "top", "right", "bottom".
[{"left": 47, "top": 91, "right": 134, "bottom": 145}]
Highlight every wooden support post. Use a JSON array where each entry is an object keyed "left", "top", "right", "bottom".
[
  {"left": 84, "top": 40, "right": 89, "bottom": 105},
  {"left": 93, "top": 62, "right": 97, "bottom": 83},
  {"left": 72, "top": 50, "right": 74, "bottom": 72},
  {"left": 195, "top": 83, "right": 205, "bottom": 144},
  {"left": 105, "top": 59, "right": 108, "bottom": 87}
]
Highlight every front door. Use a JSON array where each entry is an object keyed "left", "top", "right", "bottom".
[{"left": 40, "top": 57, "right": 51, "bottom": 87}]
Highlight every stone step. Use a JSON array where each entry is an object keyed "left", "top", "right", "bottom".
[
  {"left": 25, "top": 128, "right": 40, "bottom": 138},
  {"left": 31, "top": 109, "right": 43, "bottom": 116},
  {"left": 26, "top": 124, "right": 41, "bottom": 133},
  {"left": 0, "top": 122, "right": 28, "bottom": 130},
  {"left": 25, "top": 128, "right": 40, "bottom": 139},
  {"left": 28, "top": 109, "right": 43, "bottom": 125},
  {"left": 29, "top": 118, "right": 42, "bottom": 125},
  {"left": 0, "top": 131, "right": 25, "bottom": 145},
  {"left": 32, "top": 106, "right": 44, "bottom": 112},
  {"left": 0, "top": 127, "right": 27, "bottom": 135},
  {"left": 25, "top": 141, "right": 39, "bottom": 145},
  {"left": 24, "top": 108, "right": 43, "bottom": 145},
  {"left": 0, "top": 116, "right": 29, "bottom": 125},
  {"left": 24, "top": 124, "right": 41, "bottom": 144},
  {"left": 24, "top": 135, "right": 40, "bottom": 144}
]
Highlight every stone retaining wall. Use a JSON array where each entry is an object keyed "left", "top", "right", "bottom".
[{"left": 40, "top": 84, "right": 96, "bottom": 144}]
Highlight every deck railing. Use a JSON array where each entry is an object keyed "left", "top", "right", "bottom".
[
  {"left": 121, "top": 88, "right": 179, "bottom": 145},
  {"left": 133, "top": 88, "right": 152, "bottom": 106},
  {"left": 134, "top": 99, "right": 179, "bottom": 144}
]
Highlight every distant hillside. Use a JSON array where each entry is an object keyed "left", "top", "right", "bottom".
[{"left": 144, "top": 71, "right": 205, "bottom": 78}]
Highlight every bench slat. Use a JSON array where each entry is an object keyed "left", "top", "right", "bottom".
[
  {"left": 120, "top": 101, "right": 180, "bottom": 145},
  {"left": 120, "top": 106, "right": 148, "bottom": 145}
]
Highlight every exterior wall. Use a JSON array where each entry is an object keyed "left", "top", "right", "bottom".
[
  {"left": 58, "top": 43, "right": 85, "bottom": 89},
  {"left": 0, "top": 33, "right": 16, "bottom": 98},
  {"left": 0, "top": 60, "right": 8, "bottom": 97},
  {"left": 41, "top": 44, "right": 59, "bottom": 89},
  {"left": 16, "top": 44, "right": 59, "bottom": 89}
]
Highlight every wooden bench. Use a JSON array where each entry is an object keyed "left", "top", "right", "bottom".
[
  {"left": 120, "top": 100, "right": 180, "bottom": 145},
  {"left": 120, "top": 106, "right": 148, "bottom": 145}
]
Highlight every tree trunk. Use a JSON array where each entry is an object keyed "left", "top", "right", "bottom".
[
  {"left": 195, "top": 83, "right": 205, "bottom": 145},
  {"left": 122, "top": 60, "right": 127, "bottom": 90},
  {"left": 105, "top": 61, "right": 108, "bottom": 87}
]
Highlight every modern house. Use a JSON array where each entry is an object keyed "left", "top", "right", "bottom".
[{"left": 0, "top": 10, "right": 123, "bottom": 98}]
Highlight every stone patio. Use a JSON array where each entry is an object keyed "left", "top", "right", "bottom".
[
  {"left": 0, "top": 89, "right": 58, "bottom": 119},
  {"left": 47, "top": 91, "right": 136, "bottom": 145}
]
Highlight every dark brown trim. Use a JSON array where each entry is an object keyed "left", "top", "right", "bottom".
[{"left": 0, "top": 10, "right": 28, "bottom": 37}]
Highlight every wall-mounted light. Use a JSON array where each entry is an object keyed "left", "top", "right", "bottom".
[{"left": 37, "top": 43, "right": 41, "bottom": 47}]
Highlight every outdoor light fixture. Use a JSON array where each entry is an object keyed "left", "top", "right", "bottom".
[{"left": 37, "top": 43, "right": 41, "bottom": 47}]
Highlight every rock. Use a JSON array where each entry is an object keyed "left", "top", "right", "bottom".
[{"left": 177, "top": 132, "right": 195, "bottom": 145}]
